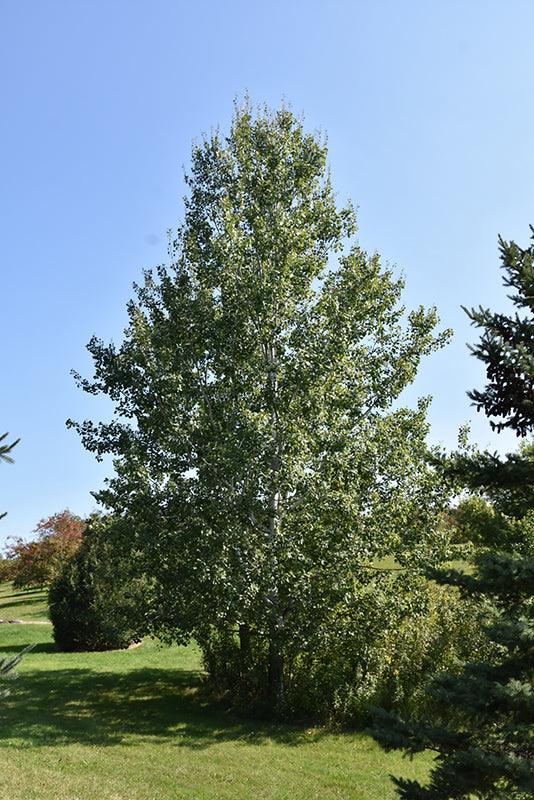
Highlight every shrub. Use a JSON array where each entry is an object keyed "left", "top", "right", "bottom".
[
  {"left": 192, "top": 570, "right": 491, "bottom": 724},
  {"left": 196, "top": 621, "right": 270, "bottom": 712},
  {"left": 48, "top": 516, "right": 148, "bottom": 652},
  {"left": 283, "top": 571, "right": 492, "bottom": 723},
  {"left": 448, "top": 495, "right": 534, "bottom": 558}
]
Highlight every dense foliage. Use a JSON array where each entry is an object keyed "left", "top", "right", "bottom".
[
  {"left": 268, "top": 571, "right": 489, "bottom": 722},
  {"left": 69, "top": 100, "right": 451, "bottom": 712},
  {"left": 5, "top": 510, "right": 85, "bottom": 588},
  {"left": 371, "top": 553, "right": 534, "bottom": 800},
  {"left": 449, "top": 491, "right": 534, "bottom": 554},
  {"left": 48, "top": 515, "right": 146, "bottom": 652},
  {"left": 370, "top": 228, "right": 534, "bottom": 799}
]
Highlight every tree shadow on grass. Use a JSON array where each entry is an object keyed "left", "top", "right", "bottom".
[
  {"left": 0, "top": 665, "right": 327, "bottom": 751},
  {"left": 0, "top": 634, "right": 54, "bottom": 655},
  {"left": 0, "top": 587, "right": 44, "bottom": 599},
  {"left": 12, "top": 640, "right": 55, "bottom": 654}
]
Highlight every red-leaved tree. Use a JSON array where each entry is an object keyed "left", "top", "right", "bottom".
[{"left": 5, "top": 511, "right": 85, "bottom": 588}]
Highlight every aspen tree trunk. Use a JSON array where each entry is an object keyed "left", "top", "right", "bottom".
[
  {"left": 265, "top": 338, "right": 286, "bottom": 711},
  {"left": 268, "top": 612, "right": 285, "bottom": 710},
  {"left": 238, "top": 622, "right": 252, "bottom": 671}
]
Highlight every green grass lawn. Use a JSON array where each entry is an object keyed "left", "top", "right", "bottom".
[
  {"left": 0, "top": 582, "right": 49, "bottom": 622},
  {"left": 0, "top": 582, "right": 431, "bottom": 800}
]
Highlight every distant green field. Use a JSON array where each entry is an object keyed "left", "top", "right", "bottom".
[{"left": 0, "top": 582, "right": 430, "bottom": 799}]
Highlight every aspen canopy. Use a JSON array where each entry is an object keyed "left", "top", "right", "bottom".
[{"left": 69, "top": 100, "right": 450, "bottom": 710}]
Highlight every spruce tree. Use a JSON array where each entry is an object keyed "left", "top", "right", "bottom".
[
  {"left": 466, "top": 227, "right": 534, "bottom": 437},
  {"left": 0, "top": 432, "right": 19, "bottom": 464},
  {"left": 369, "top": 229, "right": 534, "bottom": 799}
]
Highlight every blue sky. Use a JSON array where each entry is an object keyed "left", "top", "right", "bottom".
[{"left": 2, "top": 0, "right": 533, "bottom": 546}]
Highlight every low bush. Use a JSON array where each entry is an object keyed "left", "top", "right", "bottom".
[
  {"left": 286, "top": 570, "right": 492, "bottom": 722},
  {"left": 194, "top": 570, "right": 491, "bottom": 723}
]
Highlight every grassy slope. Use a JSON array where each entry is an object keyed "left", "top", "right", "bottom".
[
  {"left": 0, "top": 582, "right": 49, "bottom": 621},
  {"left": 0, "top": 583, "right": 430, "bottom": 800}
]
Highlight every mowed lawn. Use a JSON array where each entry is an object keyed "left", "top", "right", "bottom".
[{"left": 0, "top": 583, "right": 430, "bottom": 800}]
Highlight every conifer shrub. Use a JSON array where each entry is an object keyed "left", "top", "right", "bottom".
[{"left": 48, "top": 517, "right": 147, "bottom": 652}]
